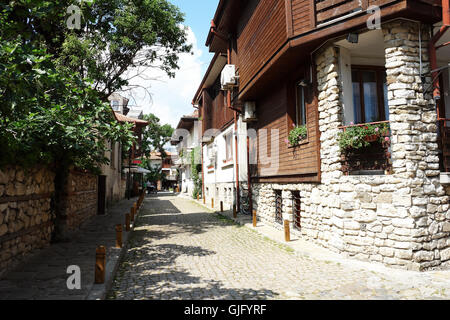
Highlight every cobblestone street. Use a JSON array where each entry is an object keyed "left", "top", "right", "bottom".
[{"left": 106, "top": 194, "right": 450, "bottom": 300}]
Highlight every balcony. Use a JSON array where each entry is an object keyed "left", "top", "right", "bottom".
[
  {"left": 314, "top": 0, "right": 368, "bottom": 27},
  {"left": 338, "top": 121, "right": 392, "bottom": 175}
]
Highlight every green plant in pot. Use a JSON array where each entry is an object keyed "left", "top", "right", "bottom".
[
  {"left": 287, "top": 124, "right": 308, "bottom": 146},
  {"left": 338, "top": 122, "right": 390, "bottom": 151}
]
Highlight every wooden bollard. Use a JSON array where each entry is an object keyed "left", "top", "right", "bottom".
[
  {"left": 211, "top": 198, "right": 214, "bottom": 209},
  {"left": 284, "top": 220, "right": 290, "bottom": 242},
  {"left": 125, "top": 213, "right": 130, "bottom": 232},
  {"left": 130, "top": 207, "right": 135, "bottom": 223},
  {"left": 252, "top": 210, "right": 257, "bottom": 227},
  {"left": 197, "top": 194, "right": 199, "bottom": 201},
  {"left": 220, "top": 201, "right": 223, "bottom": 212},
  {"left": 95, "top": 246, "right": 106, "bottom": 284},
  {"left": 233, "top": 205, "right": 237, "bottom": 218},
  {"left": 115, "top": 224, "right": 123, "bottom": 248}
]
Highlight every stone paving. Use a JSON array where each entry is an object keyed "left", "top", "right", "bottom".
[
  {"left": 0, "top": 196, "right": 139, "bottom": 300},
  {"left": 108, "top": 194, "right": 450, "bottom": 300}
]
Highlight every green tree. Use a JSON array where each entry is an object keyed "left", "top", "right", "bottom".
[
  {"left": 190, "top": 147, "right": 202, "bottom": 199},
  {"left": 3, "top": 0, "right": 191, "bottom": 99},
  {"left": 140, "top": 158, "right": 164, "bottom": 185},
  {"left": 0, "top": 0, "right": 190, "bottom": 240},
  {"left": 141, "top": 113, "right": 174, "bottom": 158}
]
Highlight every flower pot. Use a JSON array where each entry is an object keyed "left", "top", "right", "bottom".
[{"left": 364, "top": 134, "right": 379, "bottom": 143}]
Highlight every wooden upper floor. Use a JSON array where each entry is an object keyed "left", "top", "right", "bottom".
[
  {"left": 193, "top": 53, "right": 236, "bottom": 135},
  {"left": 207, "top": 0, "right": 443, "bottom": 100}
]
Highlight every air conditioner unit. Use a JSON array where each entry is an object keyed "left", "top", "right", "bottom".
[
  {"left": 243, "top": 101, "right": 257, "bottom": 122},
  {"left": 221, "top": 65, "right": 238, "bottom": 90}
]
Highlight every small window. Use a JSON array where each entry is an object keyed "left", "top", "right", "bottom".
[
  {"left": 111, "top": 100, "right": 120, "bottom": 111},
  {"left": 295, "top": 82, "right": 307, "bottom": 126},
  {"left": 275, "top": 190, "right": 283, "bottom": 224},
  {"left": 225, "top": 132, "right": 233, "bottom": 161},
  {"left": 292, "top": 191, "right": 301, "bottom": 230},
  {"left": 352, "top": 67, "right": 388, "bottom": 124}
]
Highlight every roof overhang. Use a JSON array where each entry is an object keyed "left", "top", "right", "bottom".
[
  {"left": 192, "top": 53, "right": 227, "bottom": 104},
  {"left": 176, "top": 116, "right": 199, "bottom": 131},
  {"left": 114, "top": 112, "right": 149, "bottom": 127},
  {"left": 205, "top": 0, "right": 247, "bottom": 53}
]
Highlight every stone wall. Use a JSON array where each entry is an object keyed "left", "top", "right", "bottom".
[
  {"left": 0, "top": 166, "right": 55, "bottom": 278},
  {"left": 0, "top": 165, "right": 101, "bottom": 278},
  {"left": 66, "top": 170, "right": 98, "bottom": 232},
  {"left": 252, "top": 20, "right": 450, "bottom": 271}
]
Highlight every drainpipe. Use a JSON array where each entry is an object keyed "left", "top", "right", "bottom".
[
  {"left": 228, "top": 41, "right": 241, "bottom": 213},
  {"left": 247, "top": 134, "right": 253, "bottom": 215},
  {"left": 429, "top": 0, "right": 450, "bottom": 103}
]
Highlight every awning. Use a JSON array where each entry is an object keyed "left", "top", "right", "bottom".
[{"left": 123, "top": 167, "right": 152, "bottom": 174}]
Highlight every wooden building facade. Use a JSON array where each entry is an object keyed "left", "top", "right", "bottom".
[{"left": 194, "top": 0, "right": 450, "bottom": 270}]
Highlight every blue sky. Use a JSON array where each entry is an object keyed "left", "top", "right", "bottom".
[
  {"left": 171, "top": 0, "right": 219, "bottom": 63},
  {"left": 125, "top": 1, "right": 220, "bottom": 128}
]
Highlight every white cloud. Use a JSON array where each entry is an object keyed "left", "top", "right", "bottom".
[{"left": 122, "top": 26, "right": 208, "bottom": 128}]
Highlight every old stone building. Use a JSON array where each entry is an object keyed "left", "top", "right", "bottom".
[
  {"left": 193, "top": 0, "right": 450, "bottom": 270},
  {"left": 252, "top": 21, "right": 450, "bottom": 271}
]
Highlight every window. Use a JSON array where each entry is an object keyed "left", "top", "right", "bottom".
[
  {"left": 352, "top": 67, "right": 389, "bottom": 124},
  {"left": 225, "top": 132, "right": 233, "bottom": 161},
  {"left": 207, "top": 144, "right": 215, "bottom": 168},
  {"left": 295, "top": 82, "right": 307, "bottom": 126},
  {"left": 111, "top": 100, "right": 120, "bottom": 111},
  {"left": 292, "top": 191, "right": 301, "bottom": 230},
  {"left": 275, "top": 190, "right": 283, "bottom": 224}
]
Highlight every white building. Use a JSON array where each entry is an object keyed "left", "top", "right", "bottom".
[{"left": 172, "top": 111, "right": 200, "bottom": 197}]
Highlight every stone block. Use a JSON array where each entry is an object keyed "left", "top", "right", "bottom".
[
  {"left": 413, "top": 251, "right": 435, "bottom": 262},
  {"left": 0, "top": 224, "right": 7, "bottom": 237},
  {"left": 343, "top": 220, "right": 360, "bottom": 230},
  {"left": 392, "top": 218, "right": 415, "bottom": 229},
  {"left": 392, "top": 194, "right": 412, "bottom": 207},
  {"left": 442, "top": 222, "right": 450, "bottom": 232},
  {"left": 440, "top": 248, "right": 450, "bottom": 262},
  {"left": 354, "top": 209, "right": 377, "bottom": 223},
  {"left": 374, "top": 192, "right": 393, "bottom": 204},
  {"left": 379, "top": 247, "right": 395, "bottom": 257}
]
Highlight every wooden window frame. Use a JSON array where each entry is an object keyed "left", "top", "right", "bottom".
[
  {"left": 286, "top": 77, "right": 311, "bottom": 148},
  {"left": 295, "top": 82, "right": 307, "bottom": 127},
  {"left": 224, "top": 131, "right": 234, "bottom": 163},
  {"left": 351, "top": 65, "right": 388, "bottom": 124}
]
